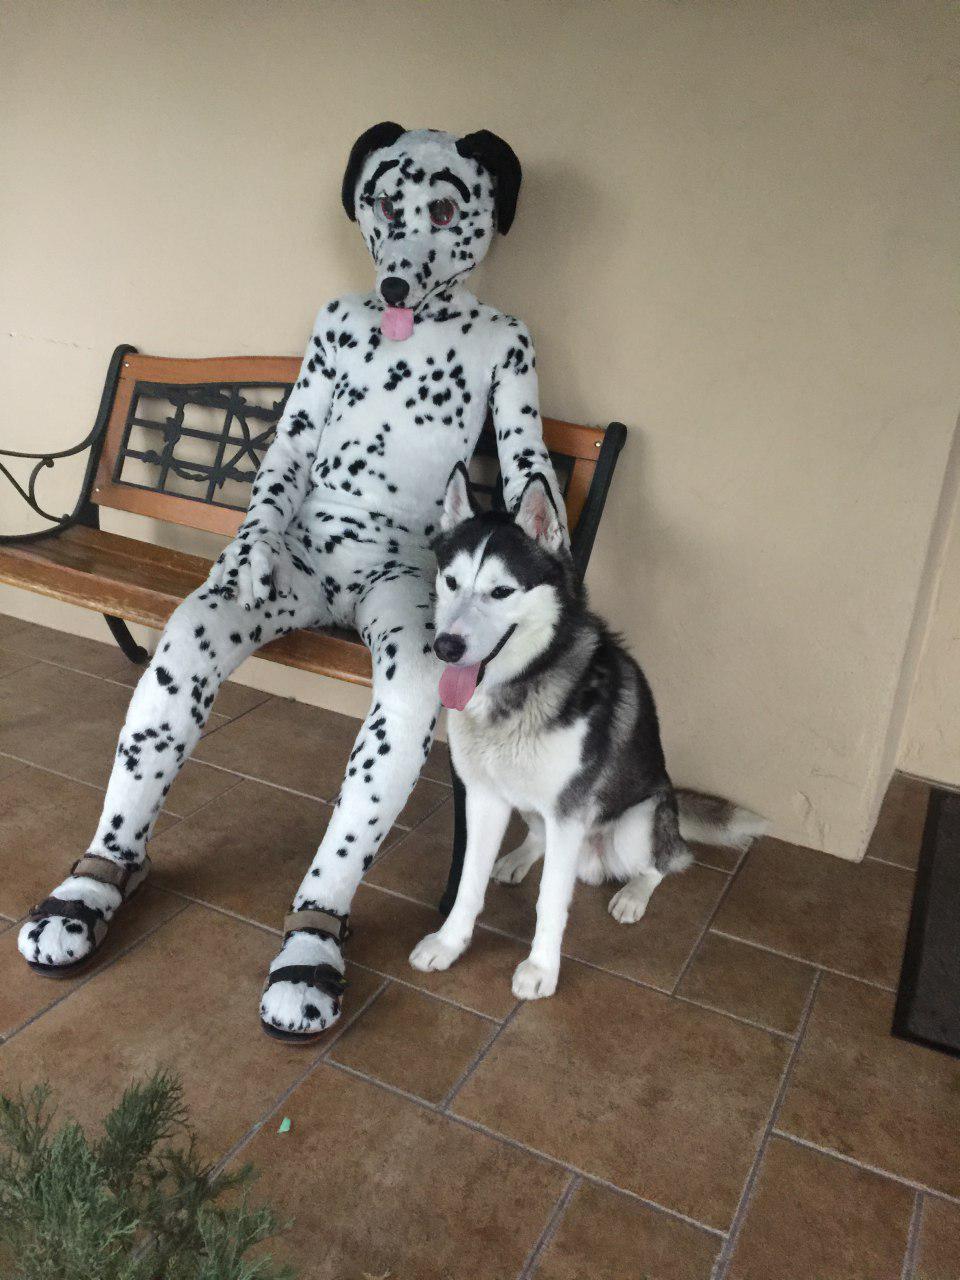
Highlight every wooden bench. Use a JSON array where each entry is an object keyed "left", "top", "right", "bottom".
[{"left": 0, "top": 343, "right": 626, "bottom": 910}]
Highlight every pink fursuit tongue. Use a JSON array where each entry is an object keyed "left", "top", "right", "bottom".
[
  {"left": 381, "top": 307, "right": 414, "bottom": 341},
  {"left": 439, "top": 663, "right": 483, "bottom": 711}
]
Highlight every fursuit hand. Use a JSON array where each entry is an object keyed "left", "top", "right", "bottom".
[{"left": 207, "top": 529, "right": 294, "bottom": 610}]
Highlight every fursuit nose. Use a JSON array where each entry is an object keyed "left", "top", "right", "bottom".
[
  {"left": 380, "top": 276, "right": 410, "bottom": 305},
  {"left": 434, "top": 633, "right": 467, "bottom": 664}
]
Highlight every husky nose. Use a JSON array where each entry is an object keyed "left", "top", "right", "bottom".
[
  {"left": 380, "top": 276, "right": 410, "bottom": 306},
  {"left": 434, "top": 633, "right": 466, "bottom": 664}
]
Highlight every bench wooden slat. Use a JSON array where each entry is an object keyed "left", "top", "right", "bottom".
[{"left": 0, "top": 527, "right": 373, "bottom": 686}]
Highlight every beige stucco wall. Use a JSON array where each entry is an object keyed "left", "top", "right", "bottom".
[
  {"left": 2, "top": 0, "right": 959, "bottom": 858},
  {"left": 898, "top": 424, "right": 960, "bottom": 787}
]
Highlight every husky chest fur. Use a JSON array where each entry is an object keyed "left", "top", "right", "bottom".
[{"left": 409, "top": 466, "right": 765, "bottom": 1002}]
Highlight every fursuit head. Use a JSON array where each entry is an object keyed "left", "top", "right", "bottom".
[{"left": 410, "top": 465, "right": 766, "bottom": 1001}]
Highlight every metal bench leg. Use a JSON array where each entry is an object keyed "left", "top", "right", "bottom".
[
  {"left": 439, "top": 763, "right": 468, "bottom": 916},
  {"left": 103, "top": 614, "right": 149, "bottom": 665}
]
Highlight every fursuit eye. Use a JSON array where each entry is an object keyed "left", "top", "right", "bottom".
[
  {"left": 445, "top": 574, "right": 458, "bottom": 591},
  {"left": 428, "top": 197, "right": 457, "bottom": 227},
  {"left": 378, "top": 196, "right": 396, "bottom": 221},
  {"left": 491, "top": 586, "right": 515, "bottom": 600}
]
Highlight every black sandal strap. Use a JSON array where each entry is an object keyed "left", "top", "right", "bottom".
[
  {"left": 28, "top": 896, "right": 103, "bottom": 934},
  {"left": 265, "top": 963, "right": 347, "bottom": 999}
]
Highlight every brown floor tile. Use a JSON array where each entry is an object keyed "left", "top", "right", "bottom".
[
  {"left": 676, "top": 932, "right": 815, "bottom": 1034},
  {"left": 0, "top": 613, "right": 31, "bottom": 642},
  {"left": 368, "top": 797, "right": 526, "bottom": 905},
  {"left": 0, "top": 662, "right": 227, "bottom": 789},
  {"left": 328, "top": 981, "right": 494, "bottom": 1103},
  {"left": 913, "top": 1197, "right": 960, "bottom": 1280},
  {"left": 0, "top": 888, "right": 184, "bottom": 1038},
  {"left": 0, "top": 649, "right": 36, "bottom": 680},
  {"left": 726, "top": 1136, "right": 913, "bottom": 1280},
  {"left": 0, "top": 766, "right": 176, "bottom": 919},
  {"left": 161, "top": 759, "right": 242, "bottom": 818},
  {"left": 235, "top": 1062, "right": 567, "bottom": 1279},
  {"left": 866, "top": 772, "right": 930, "bottom": 870},
  {"left": 0, "top": 906, "right": 380, "bottom": 1154},
  {"left": 689, "top": 839, "right": 742, "bottom": 873},
  {"left": 454, "top": 961, "right": 790, "bottom": 1229},
  {"left": 350, "top": 884, "right": 528, "bottom": 1018},
  {"left": 533, "top": 1181, "right": 720, "bottom": 1280},
  {"left": 373, "top": 805, "right": 730, "bottom": 990},
  {"left": 420, "top": 735, "right": 451, "bottom": 783},
  {"left": 0, "top": 755, "right": 25, "bottom": 782},
  {"left": 193, "top": 694, "right": 447, "bottom": 825},
  {"left": 0, "top": 620, "right": 270, "bottom": 719},
  {"left": 713, "top": 837, "right": 913, "bottom": 987},
  {"left": 779, "top": 973, "right": 960, "bottom": 1198},
  {"left": 151, "top": 779, "right": 333, "bottom": 924}
]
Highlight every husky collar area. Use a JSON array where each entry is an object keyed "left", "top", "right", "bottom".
[{"left": 411, "top": 467, "right": 766, "bottom": 1002}]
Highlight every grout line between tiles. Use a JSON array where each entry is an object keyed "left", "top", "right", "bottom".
[
  {"left": 516, "top": 1173, "right": 580, "bottom": 1280},
  {"left": 864, "top": 853, "right": 918, "bottom": 872},
  {"left": 440, "top": 1000, "right": 523, "bottom": 1109},
  {"left": 770, "top": 1131, "right": 960, "bottom": 1208},
  {"left": 325, "top": 1057, "right": 727, "bottom": 1240},
  {"left": 209, "top": 976, "right": 393, "bottom": 1179},
  {"left": 0, "top": 897, "right": 193, "bottom": 1045},
  {"left": 669, "top": 843, "right": 752, "bottom": 997},
  {"left": 360, "top": 881, "right": 796, "bottom": 1041},
  {"left": 900, "top": 1192, "right": 923, "bottom": 1280},
  {"left": 144, "top": 891, "right": 505, "bottom": 1023},
  {"left": 708, "top": 928, "right": 898, "bottom": 993},
  {"left": 711, "top": 969, "right": 824, "bottom": 1280}
]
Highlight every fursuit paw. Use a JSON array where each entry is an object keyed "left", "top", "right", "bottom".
[
  {"left": 17, "top": 863, "right": 147, "bottom": 972},
  {"left": 492, "top": 844, "right": 540, "bottom": 886},
  {"left": 259, "top": 931, "right": 345, "bottom": 1039},
  {"left": 512, "top": 958, "right": 558, "bottom": 1000},
  {"left": 409, "top": 932, "right": 465, "bottom": 972}
]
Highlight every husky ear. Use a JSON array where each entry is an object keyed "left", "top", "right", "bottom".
[
  {"left": 515, "top": 474, "right": 564, "bottom": 552},
  {"left": 342, "top": 121, "right": 406, "bottom": 220},
  {"left": 441, "top": 463, "right": 479, "bottom": 532},
  {"left": 455, "top": 130, "right": 522, "bottom": 233}
]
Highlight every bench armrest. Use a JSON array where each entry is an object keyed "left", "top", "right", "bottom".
[{"left": 0, "top": 344, "right": 137, "bottom": 545}]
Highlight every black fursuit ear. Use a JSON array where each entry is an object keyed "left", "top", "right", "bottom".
[
  {"left": 455, "top": 130, "right": 522, "bottom": 234},
  {"left": 341, "top": 121, "right": 406, "bottom": 220}
]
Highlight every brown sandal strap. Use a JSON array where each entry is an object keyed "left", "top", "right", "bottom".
[
  {"left": 28, "top": 896, "right": 104, "bottom": 932},
  {"left": 283, "top": 909, "right": 350, "bottom": 945},
  {"left": 70, "top": 854, "right": 149, "bottom": 898}
]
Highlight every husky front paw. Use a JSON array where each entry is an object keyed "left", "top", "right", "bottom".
[
  {"left": 409, "top": 932, "right": 465, "bottom": 972},
  {"left": 512, "top": 958, "right": 558, "bottom": 1000},
  {"left": 608, "top": 881, "right": 652, "bottom": 924}
]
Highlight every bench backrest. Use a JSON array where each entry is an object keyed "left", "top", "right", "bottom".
[{"left": 92, "top": 351, "right": 625, "bottom": 576}]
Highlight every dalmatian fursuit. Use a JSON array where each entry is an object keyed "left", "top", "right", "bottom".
[{"left": 19, "top": 123, "right": 567, "bottom": 1043}]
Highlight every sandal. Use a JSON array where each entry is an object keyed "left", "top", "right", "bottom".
[
  {"left": 24, "top": 854, "right": 150, "bottom": 979},
  {"left": 260, "top": 908, "right": 351, "bottom": 1045}
]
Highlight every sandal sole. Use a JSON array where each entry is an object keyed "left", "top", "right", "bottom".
[{"left": 259, "top": 1019, "right": 329, "bottom": 1046}]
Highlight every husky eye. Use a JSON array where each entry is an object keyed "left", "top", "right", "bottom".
[
  {"left": 378, "top": 196, "right": 396, "bottom": 222},
  {"left": 491, "top": 586, "right": 515, "bottom": 600},
  {"left": 444, "top": 574, "right": 458, "bottom": 591},
  {"left": 428, "top": 197, "right": 457, "bottom": 227}
]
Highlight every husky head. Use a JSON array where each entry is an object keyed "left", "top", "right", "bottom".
[
  {"left": 342, "top": 123, "right": 521, "bottom": 337},
  {"left": 432, "top": 465, "right": 574, "bottom": 711}
]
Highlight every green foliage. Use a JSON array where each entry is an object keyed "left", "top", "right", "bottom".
[{"left": 0, "top": 1071, "right": 294, "bottom": 1280}]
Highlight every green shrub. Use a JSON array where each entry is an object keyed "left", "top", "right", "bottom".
[{"left": 0, "top": 1070, "right": 293, "bottom": 1280}]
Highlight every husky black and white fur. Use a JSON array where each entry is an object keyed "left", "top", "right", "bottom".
[{"left": 410, "top": 466, "right": 765, "bottom": 1000}]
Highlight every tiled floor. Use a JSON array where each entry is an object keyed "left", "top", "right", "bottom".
[{"left": 0, "top": 612, "right": 958, "bottom": 1279}]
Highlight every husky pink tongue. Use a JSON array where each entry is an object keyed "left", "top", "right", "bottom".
[
  {"left": 381, "top": 307, "right": 414, "bottom": 341},
  {"left": 439, "top": 663, "right": 482, "bottom": 711}
]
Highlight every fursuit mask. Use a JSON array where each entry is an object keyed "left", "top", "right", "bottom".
[{"left": 342, "top": 124, "right": 522, "bottom": 341}]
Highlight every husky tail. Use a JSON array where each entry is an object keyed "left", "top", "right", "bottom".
[
  {"left": 676, "top": 789, "right": 768, "bottom": 851},
  {"left": 652, "top": 791, "right": 695, "bottom": 875}
]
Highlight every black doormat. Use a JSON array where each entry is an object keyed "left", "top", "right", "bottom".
[{"left": 892, "top": 786, "right": 960, "bottom": 1057}]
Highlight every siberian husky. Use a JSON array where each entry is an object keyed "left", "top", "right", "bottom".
[{"left": 409, "top": 465, "right": 765, "bottom": 1000}]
